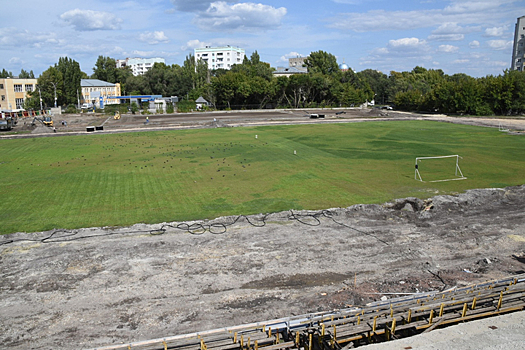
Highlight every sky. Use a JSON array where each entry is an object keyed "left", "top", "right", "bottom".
[{"left": 1, "top": 0, "right": 524, "bottom": 78}]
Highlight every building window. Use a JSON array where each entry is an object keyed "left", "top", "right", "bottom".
[
  {"left": 0, "top": 84, "right": 3, "bottom": 89},
  {"left": 14, "top": 84, "right": 23, "bottom": 92},
  {"left": 25, "top": 84, "right": 33, "bottom": 92},
  {"left": 1, "top": 95, "right": 5, "bottom": 101},
  {"left": 16, "top": 98, "right": 24, "bottom": 108}
]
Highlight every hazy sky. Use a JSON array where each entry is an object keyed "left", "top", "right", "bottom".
[{"left": 1, "top": 0, "right": 523, "bottom": 77}]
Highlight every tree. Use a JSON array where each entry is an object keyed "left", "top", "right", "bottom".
[
  {"left": 33, "top": 66, "right": 64, "bottom": 108},
  {"left": 19, "top": 69, "right": 35, "bottom": 79},
  {"left": 56, "top": 57, "right": 83, "bottom": 106},
  {"left": 304, "top": 51, "right": 339, "bottom": 76},
  {"left": 0, "top": 69, "right": 13, "bottom": 78},
  {"left": 358, "top": 69, "right": 390, "bottom": 104},
  {"left": 92, "top": 56, "right": 119, "bottom": 83}
]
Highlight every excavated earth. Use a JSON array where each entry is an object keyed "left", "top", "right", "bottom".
[
  {"left": 1, "top": 186, "right": 525, "bottom": 349},
  {"left": 1, "top": 109, "right": 525, "bottom": 349}
]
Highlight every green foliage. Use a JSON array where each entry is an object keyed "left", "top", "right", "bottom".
[
  {"left": 177, "top": 100, "right": 196, "bottom": 112},
  {"left": 65, "top": 104, "right": 77, "bottom": 113},
  {"left": 305, "top": 50, "right": 340, "bottom": 75},
  {"left": 166, "top": 102, "right": 175, "bottom": 114},
  {"left": 130, "top": 101, "right": 139, "bottom": 114},
  {"left": 1, "top": 121, "right": 524, "bottom": 234},
  {"left": 0, "top": 68, "right": 13, "bottom": 78},
  {"left": 92, "top": 56, "right": 118, "bottom": 82},
  {"left": 56, "top": 57, "right": 83, "bottom": 106},
  {"left": 19, "top": 69, "right": 35, "bottom": 79}
]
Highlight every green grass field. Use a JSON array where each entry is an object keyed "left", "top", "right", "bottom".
[{"left": 1, "top": 120, "right": 524, "bottom": 235}]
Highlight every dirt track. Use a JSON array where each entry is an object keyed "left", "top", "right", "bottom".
[
  {"left": 4, "top": 108, "right": 525, "bottom": 138},
  {"left": 1, "top": 109, "right": 525, "bottom": 349}
]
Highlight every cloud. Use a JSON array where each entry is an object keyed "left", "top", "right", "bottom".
[
  {"left": 469, "top": 40, "right": 480, "bottom": 48},
  {"left": 170, "top": 0, "right": 222, "bottom": 12},
  {"left": 438, "top": 44, "right": 459, "bottom": 53},
  {"left": 428, "top": 33, "right": 465, "bottom": 41},
  {"left": 60, "top": 9, "right": 122, "bottom": 31},
  {"left": 138, "top": 31, "right": 169, "bottom": 44},
  {"left": 427, "top": 22, "right": 477, "bottom": 41},
  {"left": 9, "top": 57, "right": 23, "bottom": 65},
  {"left": 0, "top": 27, "right": 63, "bottom": 49},
  {"left": 332, "top": 0, "right": 361, "bottom": 4},
  {"left": 484, "top": 26, "right": 506, "bottom": 37},
  {"left": 278, "top": 51, "right": 307, "bottom": 64},
  {"left": 194, "top": 2, "right": 287, "bottom": 31},
  {"left": 388, "top": 37, "right": 428, "bottom": 51},
  {"left": 487, "top": 40, "right": 512, "bottom": 50},
  {"left": 328, "top": 1, "right": 516, "bottom": 32},
  {"left": 182, "top": 39, "right": 211, "bottom": 51},
  {"left": 130, "top": 50, "right": 160, "bottom": 57}
]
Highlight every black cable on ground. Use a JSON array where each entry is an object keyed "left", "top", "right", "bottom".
[{"left": 0, "top": 210, "right": 387, "bottom": 246}]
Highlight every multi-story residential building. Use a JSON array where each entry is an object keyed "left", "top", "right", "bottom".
[
  {"left": 0, "top": 78, "right": 38, "bottom": 110},
  {"left": 81, "top": 79, "right": 121, "bottom": 108},
  {"left": 116, "top": 57, "right": 165, "bottom": 76},
  {"left": 194, "top": 46, "right": 245, "bottom": 70},
  {"left": 511, "top": 15, "right": 525, "bottom": 72}
]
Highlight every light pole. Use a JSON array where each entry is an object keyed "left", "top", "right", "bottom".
[
  {"left": 51, "top": 82, "right": 57, "bottom": 108},
  {"left": 37, "top": 86, "right": 43, "bottom": 111}
]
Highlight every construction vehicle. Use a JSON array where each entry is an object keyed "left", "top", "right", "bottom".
[
  {"left": 31, "top": 116, "right": 53, "bottom": 127},
  {"left": 0, "top": 112, "right": 17, "bottom": 130},
  {"left": 0, "top": 111, "right": 18, "bottom": 130},
  {"left": 114, "top": 111, "right": 121, "bottom": 120}
]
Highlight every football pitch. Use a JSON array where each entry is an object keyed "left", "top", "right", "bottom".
[{"left": 1, "top": 120, "right": 524, "bottom": 235}]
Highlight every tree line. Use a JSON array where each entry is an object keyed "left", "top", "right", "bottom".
[{"left": 3, "top": 50, "right": 525, "bottom": 115}]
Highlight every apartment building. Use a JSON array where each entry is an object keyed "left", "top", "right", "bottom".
[
  {"left": 0, "top": 78, "right": 38, "bottom": 110},
  {"left": 194, "top": 46, "right": 245, "bottom": 70},
  {"left": 116, "top": 57, "right": 165, "bottom": 76},
  {"left": 511, "top": 15, "right": 525, "bottom": 71},
  {"left": 81, "top": 79, "right": 121, "bottom": 108}
]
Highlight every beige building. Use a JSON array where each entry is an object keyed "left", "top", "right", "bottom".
[
  {"left": 81, "top": 79, "right": 121, "bottom": 107},
  {"left": 0, "top": 78, "right": 38, "bottom": 111}
]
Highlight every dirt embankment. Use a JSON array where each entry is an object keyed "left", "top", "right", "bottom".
[{"left": 1, "top": 185, "right": 524, "bottom": 349}]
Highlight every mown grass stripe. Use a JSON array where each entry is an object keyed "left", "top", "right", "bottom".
[{"left": 1, "top": 120, "right": 524, "bottom": 234}]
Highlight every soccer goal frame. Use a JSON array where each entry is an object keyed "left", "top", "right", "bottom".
[{"left": 415, "top": 155, "right": 467, "bottom": 182}]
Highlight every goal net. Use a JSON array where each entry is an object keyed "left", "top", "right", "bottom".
[{"left": 415, "top": 155, "right": 466, "bottom": 182}]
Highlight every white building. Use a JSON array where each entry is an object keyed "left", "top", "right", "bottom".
[
  {"left": 116, "top": 57, "right": 165, "bottom": 76},
  {"left": 511, "top": 16, "right": 525, "bottom": 72},
  {"left": 194, "top": 46, "right": 245, "bottom": 70}
]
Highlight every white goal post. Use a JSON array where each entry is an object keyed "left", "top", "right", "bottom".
[{"left": 415, "top": 155, "right": 467, "bottom": 182}]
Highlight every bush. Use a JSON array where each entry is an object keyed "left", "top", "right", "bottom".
[
  {"left": 65, "top": 104, "right": 77, "bottom": 114},
  {"left": 130, "top": 102, "right": 139, "bottom": 114},
  {"left": 177, "top": 100, "right": 196, "bottom": 113},
  {"left": 475, "top": 104, "right": 494, "bottom": 116}
]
